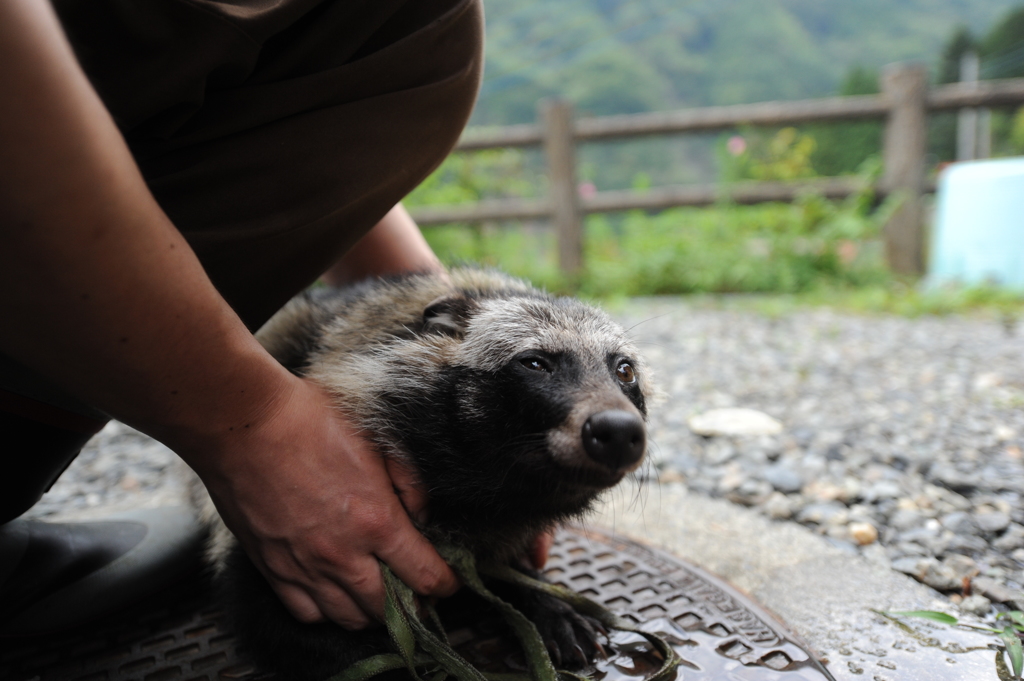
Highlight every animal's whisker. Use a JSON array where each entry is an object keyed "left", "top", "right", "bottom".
[{"left": 623, "top": 312, "right": 672, "bottom": 335}]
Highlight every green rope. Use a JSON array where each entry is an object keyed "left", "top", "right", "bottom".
[{"left": 328, "top": 544, "right": 682, "bottom": 681}]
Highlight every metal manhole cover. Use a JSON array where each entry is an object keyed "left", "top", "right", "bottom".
[
  {"left": 1, "top": 528, "right": 833, "bottom": 681},
  {"left": 547, "top": 529, "right": 833, "bottom": 680}
]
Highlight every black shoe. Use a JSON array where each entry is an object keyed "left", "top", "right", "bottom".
[{"left": 0, "top": 506, "right": 204, "bottom": 635}]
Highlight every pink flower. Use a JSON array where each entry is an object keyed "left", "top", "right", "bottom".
[
  {"left": 578, "top": 181, "right": 597, "bottom": 199},
  {"left": 726, "top": 135, "right": 747, "bottom": 156},
  {"left": 837, "top": 240, "right": 859, "bottom": 265}
]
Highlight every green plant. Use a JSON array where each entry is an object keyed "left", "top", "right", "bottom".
[
  {"left": 1011, "top": 108, "right": 1024, "bottom": 154},
  {"left": 749, "top": 128, "right": 818, "bottom": 181},
  {"left": 719, "top": 127, "right": 818, "bottom": 183},
  {"left": 809, "top": 66, "right": 884, "bottom": 176}
]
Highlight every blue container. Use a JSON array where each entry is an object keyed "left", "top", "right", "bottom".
[{"left": 929, "top": 157, "right": 1024, "bottom": 289}]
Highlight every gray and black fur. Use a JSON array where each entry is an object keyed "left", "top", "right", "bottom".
[{"left": 193, "top": 268, "right": 653, "bottom": 681}]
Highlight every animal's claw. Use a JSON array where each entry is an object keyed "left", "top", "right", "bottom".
[
  {"left": 525, "top": 592, "right": 606, "bottom": 670},
  {"left": 546, "top": 638, "right": 563, "bottom": 668}
]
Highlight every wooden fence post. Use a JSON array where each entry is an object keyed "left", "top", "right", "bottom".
[
  {"left": 881, "top": 63, "right": 928, "bottom": 276},
  {"left": 540, "top": 99, "right": 583, "bottom": 276}
]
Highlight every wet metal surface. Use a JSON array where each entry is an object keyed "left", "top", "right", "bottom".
[
  {"left": 546, "top": 530, "right": 833, "bottom": 681},
  {"left": 0, "top": 576, "right": 255, "bottom": 681},
  {"left": 1, "top": 528, "right": 833, "bottom": 681}
]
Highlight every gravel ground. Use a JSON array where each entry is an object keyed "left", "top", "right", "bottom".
[
  {"left": 23, "top": 421, "right": 186, "bottom": 521},
  {"left": 621, "top": 300, "right": 1024, "bottom": 617},
  {"left": 24, "top": 300, "right": 1024, "bottom": 617}
]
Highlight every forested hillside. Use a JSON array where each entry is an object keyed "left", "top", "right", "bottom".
[{"left": 473, "top": 0, "right": 1021, "bottom": 124}]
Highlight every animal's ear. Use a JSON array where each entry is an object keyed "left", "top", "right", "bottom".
[{"left": 423, "top": 295, "right": 477, "bottom": 336}]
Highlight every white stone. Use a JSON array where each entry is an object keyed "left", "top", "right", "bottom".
[
  {"left": 959, "top": 594, "right": 992, "bottom": 617},
  {"left": 996, "top": 425, "right": 1017, "bottom": 442},
  {"left": 973, "top": 372, "right": 1002, "bottom": 391},
  {"left": 687, "top": 408, "right": 783, "bottom": 437},
  {"left": 849, "top": 521, "right": 879, "bottom": 545},
  {"left": 658, "top": 469, "right": 686, "bottom": 484},
  {"left": 763, "top": 492, "right": 794, "bottom": 519}
]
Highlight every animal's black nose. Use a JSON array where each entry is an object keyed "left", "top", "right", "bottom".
[{"left": 582, "top": 410, "right": 646, "bottom": 471}]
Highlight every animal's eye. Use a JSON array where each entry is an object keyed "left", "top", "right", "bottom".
[
  {"left": 616, "top": 361, "right": 636, "bottom": 384},
  {"left": 520, "top": 357, "right": 551, "bottom": 372}
]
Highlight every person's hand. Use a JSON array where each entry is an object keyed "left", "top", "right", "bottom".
[{"left": 190, "top": 375, "right": 459, "bottom": 629}]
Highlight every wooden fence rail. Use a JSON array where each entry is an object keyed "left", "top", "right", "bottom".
[{"left": 409, "top": 64, "right": 1024, "bottom": 276}]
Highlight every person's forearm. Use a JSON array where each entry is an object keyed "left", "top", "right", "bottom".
[{"left": 0, "top": 0, "right": 293, "bottom": 457}]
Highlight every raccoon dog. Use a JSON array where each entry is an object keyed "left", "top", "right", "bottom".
[{"left": 194, "top": 268, "right": 652, "bottom": 681}]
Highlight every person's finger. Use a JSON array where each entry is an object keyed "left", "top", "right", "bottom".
[
  {"left": 530, "top": 530, "right": 556, "bottom": 569},
  {"left": 269, "top": 580, "right": 326, "bottom": 624},
  {"left": 385, "top": 456, "right": 430, "bottom": 524},
  {"left": 310, "top": 574, "right": 378, "bottom": 630},
  {"left": 257, "top": 535, "right": 380, "bottom": 629},
  {"left": 318, "top": 551, "right": 389, "bottom": 625},
  {"left": 374, "top": 511, "right": 460, "bottom": 599}
]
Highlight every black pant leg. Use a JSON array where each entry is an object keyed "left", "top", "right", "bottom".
[{"left": 0, "top": 407, "right": 107, "bottom": 524}]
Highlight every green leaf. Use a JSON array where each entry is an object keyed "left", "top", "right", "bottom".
[
  {"left": 327, "top": 653, "right": 417, "bottom": 681},
  {"left": 438, "top": 546, "right": 559, "bottom": 681},
  {"left": 1000, "top": 626, "right": 1023, "bottom": 679},
  {"left": 883, "top": 610, "right": 959, "bottom": 625},
  {"left": 381, "top": 567, "right": 419, "bottom": 676},
  {"left": 1000, "top": 612, "right": 1024, "bottom": 627}
]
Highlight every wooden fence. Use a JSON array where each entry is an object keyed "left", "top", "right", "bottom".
[{"left": 408, "top": 63, "right": 1024, "bottom": 276}]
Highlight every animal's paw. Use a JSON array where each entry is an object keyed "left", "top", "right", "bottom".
[{"left": 526, "top": 591, "right": 607, "bottom": 670}]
